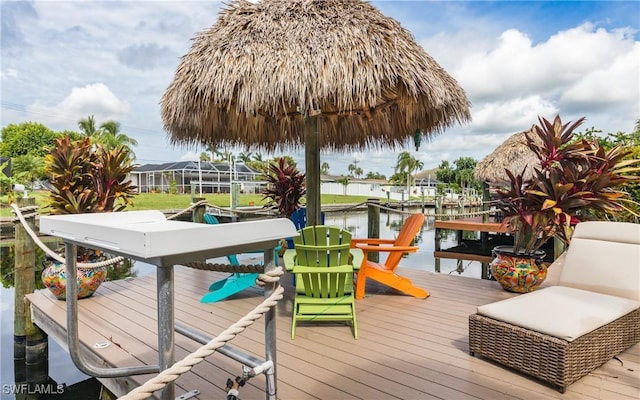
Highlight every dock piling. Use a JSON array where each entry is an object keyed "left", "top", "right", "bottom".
[
  {"left": 192, "top": 198, "right": 206, "bottom": 223},
  {"left": 13, "top": 197, "right": 49, "bottom": 395},
  {"left": 367, "top": 199, "right": 380, "bottom": 262}
]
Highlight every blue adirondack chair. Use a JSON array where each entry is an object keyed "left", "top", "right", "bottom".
[
  {"left": 285, "top": 208, "right": 325, "bottom": 249},
  {"left": 201, "top": 214, "right": 280, "bottom": 303}
]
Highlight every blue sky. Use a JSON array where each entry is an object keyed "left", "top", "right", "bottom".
[{"left": 1, "top": 0, "right": 638, "bottom": 176}]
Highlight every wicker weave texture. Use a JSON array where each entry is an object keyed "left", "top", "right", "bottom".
[{"left": 468, "top": 308, "right": 640, "bottom": 392}]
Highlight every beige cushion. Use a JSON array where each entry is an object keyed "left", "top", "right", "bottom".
[
  {"left": 477, "top": 286, "right": 640, "bottom": 342},
  {"left": 558, "top": 221, "right": 640, "bottom": 301}
]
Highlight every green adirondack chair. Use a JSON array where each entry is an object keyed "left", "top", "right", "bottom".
[{"left": 291, "top": 226, "right": 357, "bottom": 339}]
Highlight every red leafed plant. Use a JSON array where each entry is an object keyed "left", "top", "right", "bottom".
[
  {"left": 262, "top": 157, "right": 306, "bottom": 218},
  {"left": 494, "top": 115, "right": 639, "bottom": 254},
  {"left": 45, "top": 135, "right": 137, "bottom": 214}
]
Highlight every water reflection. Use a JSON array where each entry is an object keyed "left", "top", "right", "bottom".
[{"left": 323, "top": 211, "right": 485, "bottom": 279}]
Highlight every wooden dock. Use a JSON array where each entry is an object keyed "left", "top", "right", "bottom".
[{"left": 26, "top": 265, "right": 639, "bottom": 399}]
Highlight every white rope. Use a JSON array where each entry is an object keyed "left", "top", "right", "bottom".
[
  {"left": 166, "top": 199, "right": 208, "bottom": 220},
  {"left": 370, "top": 202, "right": 414, "bottom": 215},
  {"left": 367, "top": 200, "right": 492, "bottom": 219},
  {"left": 10, "top": 203, "right": 124, "bottom": 269},
  {"left": 118, "top": 275, "right": 284, "bottom": 400},
  {"left": 322, "top": 201, "right": 368, "bottom": 213}
]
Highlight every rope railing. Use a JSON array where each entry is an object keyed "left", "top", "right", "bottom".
[
  {"left": 165, "top": 199, "right": 208, "bottom": 220},
  {"left": 10, "top": 203, "right": 124, "bottom": 269},
  {"left": 365, "top": 200, "right": 495, "bottom": 220},
  {"left": 320, "top": 201, "right": 368, "bottom": 213},
  {"left": 118, "top": 269, "right": 284, "bottom": 400},
  {"left": 368, "top": 202, "right": 414, "bottom": 215}
]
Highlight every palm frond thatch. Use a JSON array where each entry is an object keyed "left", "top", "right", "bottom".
[
  {"left": 474, "top": 127, "right": 542, "bottom": 184},
  {"left": 161, "top": 0, "right": 471, "bottom": 151}
]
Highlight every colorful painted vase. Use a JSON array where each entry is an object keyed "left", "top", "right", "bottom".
[
  {"left": 490, "top": 245, "right": 547, "bottom": 293},
  {"left": 42, "top": 261, "right": 107, "bottom": 300}
]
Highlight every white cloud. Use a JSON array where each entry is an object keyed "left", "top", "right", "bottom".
[
  {"left": 421, "top": 21, "right": 638, "bottom": 145},
  {"left": 30, "top": 83, "right": 130, "bottom": 125},
  {"left": 561, "top": 42, "right": 640, "bottom": 107},
  {"left": 180, "top": 151, "right": 201, "bottom": 162},
  {"left": 472, "top": 96, "right": 558, "bottom": 134},
  {"left": 0, "top": 68, "right": 18, "bottom": 80}
]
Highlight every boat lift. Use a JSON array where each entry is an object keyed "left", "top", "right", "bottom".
[{"left": 40, "top": 210, "right": 297, "bottom": 400}]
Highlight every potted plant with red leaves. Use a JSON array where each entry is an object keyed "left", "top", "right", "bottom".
[
  {"left": 262, "top": 157, "right": 306, "bottom": 251},
  {"left": 262, "top": 157, "right": 306, "bottom": 218},
  {"left": 42, "top": 135, "right": 137, "bottom": 299},
  {"left": 491, "top": 115, "right": 639, "bottom": 293}
]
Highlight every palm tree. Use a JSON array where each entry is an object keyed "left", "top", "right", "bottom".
[
  {"left": 248, "top": 152, "right": 268, "bottom": 173},
  {"left": 395, "top": 151, "right": 423, "bottom": 195},
  {"left": 12, "top": 154, "right": 45, "bottom": 189},
  {"left": 321, "top": 161, "right": 330, "bottom": 175},
  {"left": 335, "top": 175, "right": 350, "bottom": 196},
  {"left": 347, "top": 161, "right": 363, "bottom": 178},
  {"left": 98, "top": 120, "right": 138, "bottom": 158},
  {"left": 78, "top": 115, "right": 100, "bottom": 142},
  {"left": 238, "top": 151, "right": 253, "bottom": 163}
]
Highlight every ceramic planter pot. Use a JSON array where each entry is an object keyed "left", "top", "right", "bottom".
[
  {"left": 41, "top": 261, "right": 107, "bottom": 300},
  {"left": 490, "top": 245, "right": 547, "bottom": 293}
]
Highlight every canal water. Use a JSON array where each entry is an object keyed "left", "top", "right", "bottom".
[{"left": 0, "top": 210, "right": 480, "bottom": 398}]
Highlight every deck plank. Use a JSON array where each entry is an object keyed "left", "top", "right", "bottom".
[{"left": 26, "top": 265, "right": 640, "bottom": 400}]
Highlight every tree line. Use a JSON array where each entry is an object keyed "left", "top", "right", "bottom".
[
  {"left": 2, "top": 117, "right": 638, "bottom": 199},
  {"left": 0, "top": 116, "right": 137, "bottom": 190}
]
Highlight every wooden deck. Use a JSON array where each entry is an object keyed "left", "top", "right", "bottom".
[{"left": 26, "top": 265, "right": 639, "bottom": 400}]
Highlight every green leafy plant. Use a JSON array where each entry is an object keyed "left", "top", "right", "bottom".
[
  {"left": 494, "top": 115, "right": 639, "bottom": 254},
  {"left": 45, "top": 135, "right": 137, "bottom": 214},
  {"left": 262, "top": 157, "right": 306, "bottom": 218}
]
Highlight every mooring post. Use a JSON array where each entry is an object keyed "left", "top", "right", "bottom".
[
  {"left": 482, "top": 182, "right": 490, "bottom": 224},
  {"left": 367, "top": 199, "right": 380, "bottom": 262},
  {"left": 14, "top": 197, "right": 39, "bottom": 354},
  {"left": 435, "top": 195, "right": 443, "bottom": 216},
  {"left": 192, "top": 198, "right": 206, "bottom": 223},
  {"left": 13, "top": 197, "right": 48, "bottom": 391}
]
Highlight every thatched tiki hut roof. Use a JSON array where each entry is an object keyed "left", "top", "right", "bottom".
[
  {"left": 161, "top": 0, "right": 471, "bottom": 224},
  {"left": 474, "top": 127, "right": 542, "bottom": 185}
]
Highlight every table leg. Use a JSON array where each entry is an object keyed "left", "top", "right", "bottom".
[{"left": 157, "top": 265, "right": 175, "bottom": 400}]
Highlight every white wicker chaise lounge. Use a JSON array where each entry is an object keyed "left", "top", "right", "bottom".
[{"left": 469, "top": 221, "right": 640, "bottom": 392}]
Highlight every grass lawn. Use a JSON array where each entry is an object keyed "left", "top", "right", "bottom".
[{"left": 0, "top": 191, "right": 376, "bottom": 217}]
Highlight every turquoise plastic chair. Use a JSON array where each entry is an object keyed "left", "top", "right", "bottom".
[{"left": 201, "top": 214, "right": 277, "bottom": 303}]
